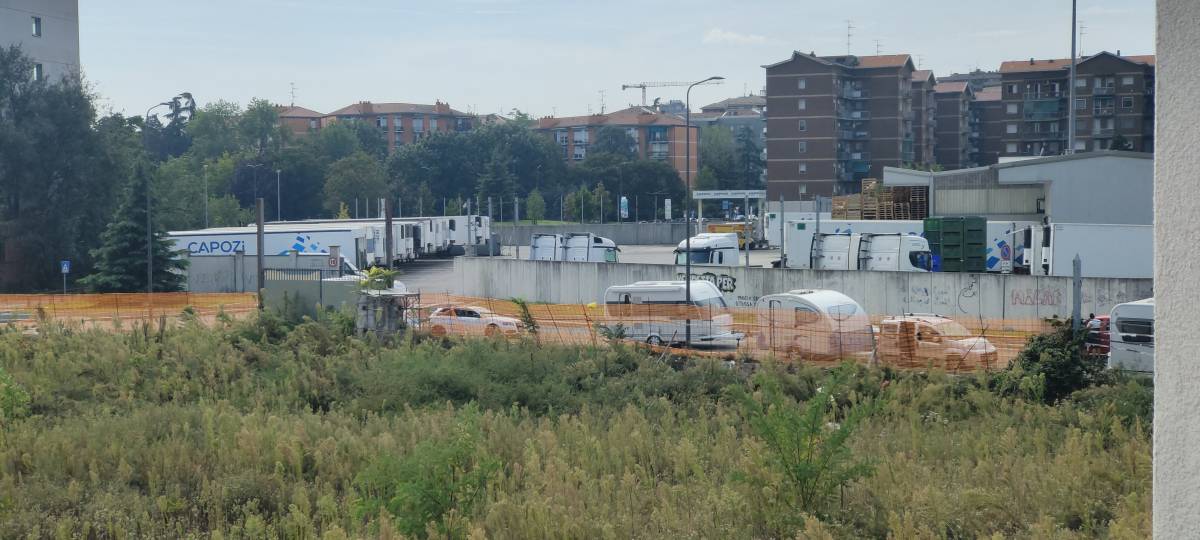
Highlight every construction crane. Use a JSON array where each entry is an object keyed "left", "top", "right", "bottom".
[{"left": 621, "top": 80, "right": 724, "bottom": 107}]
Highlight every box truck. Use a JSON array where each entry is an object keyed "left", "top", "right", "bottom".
[
  {"left": 529, "top": 233, "right": 619, "bottom": 262},
  {"left": 1031, "top": 223, "right": 1153, "bottom": 279},
  {"left": 782, "top": 225, "right": 932, "bottom": 272}
]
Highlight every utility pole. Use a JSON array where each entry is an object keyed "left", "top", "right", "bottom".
[
  {"left": 256, "top": 199, "right": 265, "bottom": 309},
  {"left": 845, "top": 20, "right": 855, "bottom": 55},
  {"left": 203, "top": 164, "right": 209, "bottom": 228},
  {"left": 275, "top": 169, "right": 282, "bottom": 221},
  {"left": 684, "top": 76, "right": 725, "bottom": 348},
  {"left": 1067, "top": 0, "right": 1078, "bottom": 155},
  {"left": 385, "top": 198, "right": 394, "bottom": 269}
]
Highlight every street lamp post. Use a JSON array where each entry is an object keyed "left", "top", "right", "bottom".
[
  {"left": 684, "top": 76, "right": 724, "bottom": 348},
  {"left": 143, "top": 94, "right": 194, "bottom": 294},
  {"left": 275, "top": 169, "right": 282, "bottom": 221},
  {"left": 202, "top": 164, "right": 209, "bottom": 228}
]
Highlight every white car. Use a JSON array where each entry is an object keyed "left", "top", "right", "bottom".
[
  {"left": 427, "top": 305, "right": 525, "bottom": 338},
  {"left": 876, "top": 314, "right": 998, "bottom": 366}
]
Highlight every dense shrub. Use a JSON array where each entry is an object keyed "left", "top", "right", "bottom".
[
  {"left": 995, "top": 318, "right": 1108, "bottom": 403},
  {"left": 0, "top": 314, "right": 1152, "bottom": 538}
]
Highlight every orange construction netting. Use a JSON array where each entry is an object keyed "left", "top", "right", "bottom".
[{"left": 0, "top": 292, "right": 257, "bottom": 330}]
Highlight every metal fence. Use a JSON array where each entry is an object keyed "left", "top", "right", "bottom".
[{"left": 0, "top": 292, "right": 257, "bottom": 329}]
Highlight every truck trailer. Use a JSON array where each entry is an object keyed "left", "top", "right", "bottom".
[
  {"left": 169, "top": 222, "right": 398, "bottom": 272},
  {"left": 782, "top": 226, "right": 932, "bottom": 272},
  {"left": 529, "top": 233, "right": 620, "bottom": 262}
]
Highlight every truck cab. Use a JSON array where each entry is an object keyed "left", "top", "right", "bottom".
[
  {"left": 674, "top": 233, "right": 740, "bottom": 266},
  {"left": 784, "top": 227, "right": 931, "bottom": 272},
  {"left": 530, "top": 233, "right": 619, "bottom": 262}
]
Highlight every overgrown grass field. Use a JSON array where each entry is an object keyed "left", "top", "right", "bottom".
[{"left": 0, "top": 312, "right": 1152, "bottom": 538}]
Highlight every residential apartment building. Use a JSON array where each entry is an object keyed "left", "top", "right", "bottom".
[
  {"left": 763, "top": 51, "right": 916, "bottom": 198},
  {"left": 695, "top": 95, "right": 767, "bottom": 147},
  {"left": 1, "top": 0, "right": 79, "bottom": 81},
  {"left": 996, "top": 51, "right": 1154, "bottom": 158},
  {"left": 534, "top": 106, "right": 698, "bottom": 183},
  {"left": 277, "top": 106, "right": 325, "bottom": 137},
  {"left": 974, "top": 86, "right": 1004, "bottom": 165},
  {"left": 910, "top": 70, "right": 937, "bottom": 167},
  {"left": 933, "top": 81, "right": 979, "bottom": 169},
  {"left": 938, "top": 70, "right": 1001, "bottom": 92},
  {"left": 324, "top": 101, "right": 476, "bottom": 151}
]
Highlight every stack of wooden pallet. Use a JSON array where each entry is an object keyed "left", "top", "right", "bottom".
[{"left": 829, "top": 179, "right": 930, "bottom": 220}]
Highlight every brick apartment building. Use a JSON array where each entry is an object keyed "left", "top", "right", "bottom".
[
  {"left": 278, "top": 101, "right": 476, "bottom": 151},
  {"left": 910, "top": 70, "right": 937, "bottom": 167},
  {"left": 933, "top": 81, "right": 979, "bottom": 169},
  {"left": 996, "top": 51, "right": 1154, "bottom": 158},
  {"left": 974, "top": 86, "right": 1004, "bottom": 165},
  {"left": 534, "top": 106, "right": 698, "bottom": 184},
  {"left": 763, "top": 52, "right": 916, "bottom": 198}
]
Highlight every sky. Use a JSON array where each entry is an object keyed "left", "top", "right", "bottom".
[{"left": 79, "top": 0, "right": 1155, "bottom": 118}]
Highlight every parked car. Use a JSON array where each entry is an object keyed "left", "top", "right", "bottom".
[
  {"left": 427, "top": 305, "right": 524, "bottom": 337},
  {"left": 1085, "top": 315, "right": 1111, "bottom": 357},
  {"left": 876, "top": 314, "right": 997, "bottom": 366}
]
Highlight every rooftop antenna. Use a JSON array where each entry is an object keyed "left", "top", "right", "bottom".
[
  {"left": 1078, "top": 21, "right": 1087, "bottom": 57},
  {"left": 916, "top": 54, "right": 924, "bottom": 68},
  {"left": 289, "top": 82, "right": 296, "bottom": 107},
  {"left": 874, "top": 39, "right": 882, "bottom": 55},
  {"left": 598, "top": 89, "right": 606, "bottom": 114},
  {"left": 845, "top": 20, "right": 855, "bottom": 55}
]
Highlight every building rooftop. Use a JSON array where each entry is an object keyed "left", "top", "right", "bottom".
[
  {"left": 763, "top": 51, "right": 914, "bottom": 70},
  {"left": 536, "top": 106, "right": 687, "bottom": 129},
  {"left": 278, "top": 106, "right": 325, "bottom": 118},
  {"left": 912, "top": 69, "right": 935, "bottom": 82},
  {"left": 999, "top": 52, "right": 1156, "bottom": 74},
  {"left": 975, "top": 86, "right": 1002, "bottom": 102},
  {"left": 327, "top": 101, "right": 469, "bottom": 117},
  {"left": 700, "top": 95, "right": 766, "bottom": 112},
  {"left": 933, "top": 81, "right": 969, "bottom": 94}
]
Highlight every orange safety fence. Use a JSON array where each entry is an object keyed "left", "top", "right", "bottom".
[
  {"left": 0, "top": 293, "right": 258, "bottom": 330},
  {"left": 417, "top": 293, "right": 1051, "bottom": 373}
]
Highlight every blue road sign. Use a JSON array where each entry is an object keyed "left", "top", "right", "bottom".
[{"left": 60, "top": 260, "right": 70, "bottom": 274}]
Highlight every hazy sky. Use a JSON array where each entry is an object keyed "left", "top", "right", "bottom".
[{"left": 79, "top": 0, "right": 1155, "bottom": 118}]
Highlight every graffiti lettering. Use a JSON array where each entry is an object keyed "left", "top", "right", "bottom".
[
  {"left": 675, "top": 272, "right": 738, "bottom": 293},
  {"left": 1010, "top": 288, "right": 1064, "bottom": 306}
]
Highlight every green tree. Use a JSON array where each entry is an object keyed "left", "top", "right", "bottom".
[
  {"left": 187, "top": 100, "right": 243, "bottom": 161},
  {"left": 1110, "top": 133, "right": 1133, "bottom": 151},
  {"left": 526, "top": 189, "right": 546, "bottom": 224},
  {"left": 239, "top": 98, "right": 287, "bottom": 158},
  {"left": 735, "top": 126, "right": 765, "bottom": 189},
  {"left": 476, "top": 151, "right": 516, "bottom": 204},
  {"left": 350, "top": 120, "right": 389, "bottom": 160},
  {"left": 699, "top": 125, "right": 737, "bottom": 188},
  {"left": 589, "top": 126, "right": 636, "bottom": 160},
  {"left": 79, "top": 164, "right": 187, "bottom": 292},
  {"left": 323, "top": 151, "right": 389, "bottom": 216},
  {"left": 591, "top": 182, "right": 611, "bottom": 222},
  {"left": 312, "top": 121, "right": 362, "bottom": 163}
]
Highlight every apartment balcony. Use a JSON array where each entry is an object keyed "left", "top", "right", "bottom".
[
  {"left": 1020, "top": 131, "right": 1065, "bottom": 141},
  {"left": 1024, "top": 110, "right": 1062, "bottom": 121},
  {"left": 846, "top": 159, "right": 872, "bottom": 174},
  {"left": 1093, "top": 86, "right": 1116, "bottom": 96},
  {"left": 838, "top": 130, "right": 871, "bottom": 140},
  {"left": 1093, "top": 107, "right": 1115, "bottom": 117},
  {"left": 902, "top": 109, "right": 914, "bottom": 121},
  {"left": 837, "top": 108, "right": 871, "bottom": 120},
  {"left": 901, "top": 89, "right": 912, "bottom": 99},
  {"left": 842, "top": 88, "right": 871, "bottom": 100},
  {"left": 648, "top": 141, "right": 669, "bottom": 160},
  {"left": 1023, "top": 92, "right": 1064, "bottom": 101},
  {"left": 1093, "top": 128, "right": 1115, "bottom": 138},
  {"left": 969, "top": 130, "right": 982, "bottom": 140}
]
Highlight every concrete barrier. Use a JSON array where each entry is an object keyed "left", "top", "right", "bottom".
[
  {"left": 493, "top": 223, "right": 689, "bottom": 246},
  {"left": 452, "top": 257, "right": 1153, "bottom": 321}
]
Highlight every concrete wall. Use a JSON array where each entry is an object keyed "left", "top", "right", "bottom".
[
  {"left": 493, "top": 223, "right": 690, "bottom": 246},
  {"left": 1155, "top": 0, "right": 1200, "bottom": 535},
  {"left": 184, "top": 253, "right": 348, "bottom": 293},
  {"left": 0, "top": 0, "right": 79, "bottom": 81},
  {"left": 453, "top": 257, "right": 1152, "bottom": 321}
]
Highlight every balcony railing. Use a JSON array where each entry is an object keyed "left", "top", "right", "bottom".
[
  {"left": 1020, "top": 131, "right": 1065, "bottom": 141},
  {"left": 1023, "top": 92, "right": 1064, "bottom": 100},
  {"left": 1093, "top": 86, "right": 1116, "bottom": 96},
  {"left": 902, "top": 109, "right": 914, "bottom": 120},
  {"left": 838, "top": 130, "right": 870, "bottom": 140},
  {"left": 837, "top": 108, "right": 871, "bottom": 120},
  {"left": 837, "top": 151, "right": 871, "bottom": 161},
  {"left": 1093, "top": 108, "right": 1115, "bottom": 117},
  {"left": 1024, "top": 110, "right": 1062, "bottom": 121},
  {"left": 842, "top": 88, "right": 870, "bottom": 99},
  {"left": 1093, "top": 128, "right": 1115, "bottom": 138}
]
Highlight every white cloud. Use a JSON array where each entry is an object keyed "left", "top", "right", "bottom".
[{"left": 703, "top": 28, "right": 767, "bottom": 46}]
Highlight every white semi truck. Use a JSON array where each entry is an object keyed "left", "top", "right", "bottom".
[
  {"left": 288, "top": 215, "right": 491, "bottom": 258},
  {"left": 782, "top": 226, "right": 932, "bottom": 272},
  {"left": 168, "top": 222, "right": 403, "bottom": 272},
  {"left": 529, "top": 233, "right": 620, "bottom": 262},
  {"left": 673, "top": 233, "right": 741, "bottom": 266}
]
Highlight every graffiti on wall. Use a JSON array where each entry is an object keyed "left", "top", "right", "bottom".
[{"left": 1010, "top": 288, "right": 1065, "bottom": 306}]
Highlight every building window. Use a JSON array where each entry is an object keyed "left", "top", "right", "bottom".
[
  {"left": 1076, "top": 118, "right": 1088, "bottom": 130},
  {"left": 798, "top": 119, "right": 807, "bottom": 132},
  {"left": 1006, "top": 143, "right": 1018, "bottom": 153},
  {"left": 413, "top": 118, "right": 425, "bottom": 132},
  {"left": 554, "top": 130, "right": 568, "bottom": 145},
  {"left": 1075, "top": 77, "right": 1087, "bottom": 88},
  {"left": 1049, "top": 122, "right": 1059, "bottom": 132},
  {"left": 798, "top": 99, "right": 807, "bottom": 110},
  {"left": 308, "top": 119, "right": 318, "bottom": 130},
  {"left": 573, "top": 146, "right": 586, "bottom": 161},
  {"left": 1120, "top": 96, "right": 1135, "bottom": 109},
  {"left": 393, "top": 115, "right": 404, "bottom": 132},
  {"left": 1075, "top": 140, "right": 1086, "bottom": 151},
  {"left": 31, "top": 16, "right": 42, "bottom": 37},
  {"left": 1006, "top": 103, "right": 1018, "bottom": 115},
  {"left": 572, "top": 127, "right": 588, "bottom": 145},
  {"left": 798, "top": 78, "right": 807, "bottom": 90},
  {"left": 797, "top": 141, "right": 807, "bottom": 153},
  {"left": 1007, "top": 84, "right": 1018, "bottom": 95},
  {"left": 1122, "top": 76, "right": 1135, "bottom": 86},
  {"left": 376, "top": 116, "right": 387, "bottom": 129},
  {"left": 1075, "top": 98, "right": 1086, "bottom": 110},
  {"left": 1120, "top": 117, "right": 1136, "bottom": 129},
  {"left": 799, "top": 163, "right": 808, "bottom": 174},
  {"left": 1006, "top": 124, "right": 1018, "bottom": 134},
  {"left": 32, "top": 63, "right": 43, "bottom": 82},
  {"left": 430, "top": 118, "right": 439, "bottom": 131}
]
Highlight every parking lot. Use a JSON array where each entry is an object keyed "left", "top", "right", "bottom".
[{"left": 497, "top": 244, "right": 782, "bottom": 267}]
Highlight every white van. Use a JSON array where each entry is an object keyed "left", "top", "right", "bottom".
[
  {"left": 755, "top": 290, "right": 873, "bottom": 360},
  {"left": 603, "top": 280, "right": 743, "bottom": 347},
  {"left": 1107, "top": 298, "right": 1154, "bottom": 373}
]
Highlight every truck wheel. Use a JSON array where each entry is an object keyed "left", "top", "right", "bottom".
[
  {"left": 646, "top": 335, "right": 663, "bottom": 346},
  {"left": 485, "top": 324, "right": 500, "bottom": 337}
]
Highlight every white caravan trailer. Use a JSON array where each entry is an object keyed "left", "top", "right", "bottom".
[
  {"left": 1107, "top": 298, "right": 1154, "bottom": 373},
  {"left": 603, "top": 280, "right": 743, "bottom": 347},
  {"left": 754, "top": 289, "right": 874, "bottom": 360}
]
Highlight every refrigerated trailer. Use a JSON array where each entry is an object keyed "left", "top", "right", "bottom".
[
  {"left": 529, "top": 233, "right": 619, "bottom": 262},
  {"left": 782, "top": 226, "right": 932, "bottom": 272},
  {"left": 1032, "top": 223, "right": 1153, "bottom": 279},
  {"left": 168, "top": 222, "right": 410, "bottom": 271}
]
